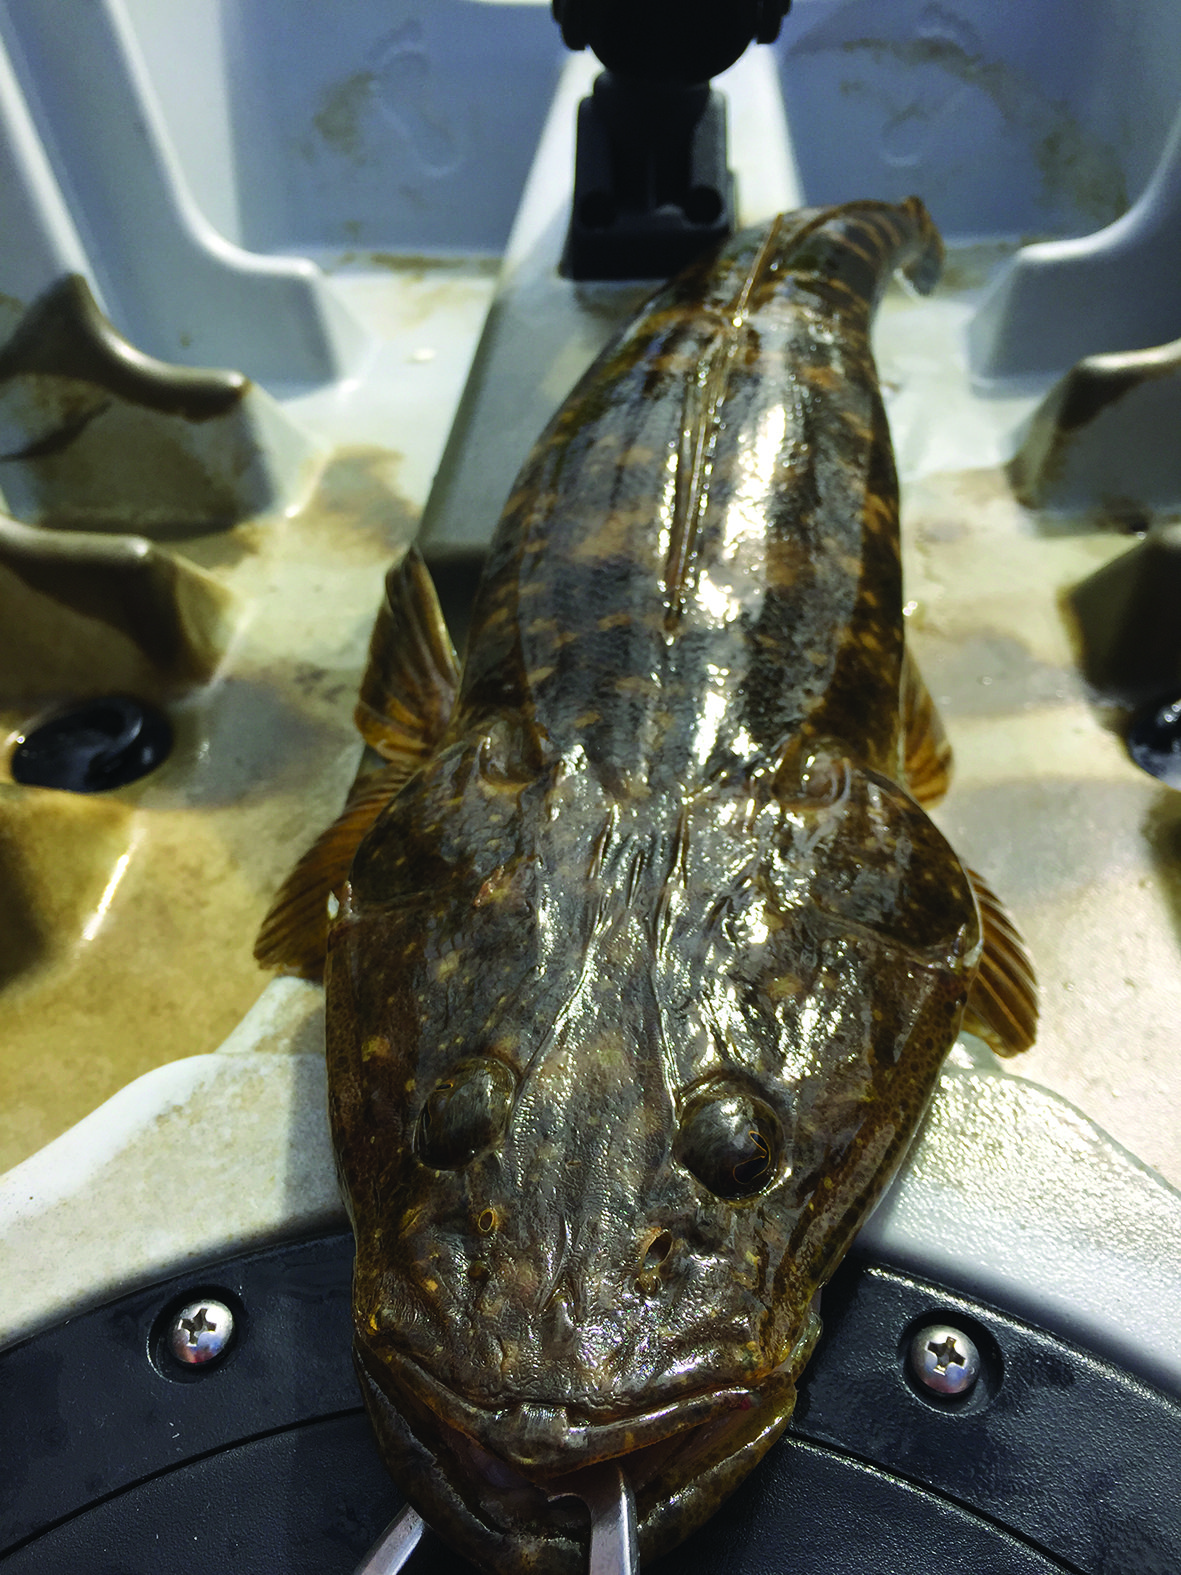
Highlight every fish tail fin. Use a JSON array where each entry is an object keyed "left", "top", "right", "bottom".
[
  {"left": 767, "top": 199, "right": 943, "bottom": 332},
  {"left": 963, "top": 869, "right": 1039, "bottom": 1056},
  {"left": 896, "top": 196, "right": 944, "bottom": 295},
  {"left": 255, "top": 547, "right": 460, "bottom": 976},
  {"left": 818, "top": 196, "right": 951, "bottom": 300}
]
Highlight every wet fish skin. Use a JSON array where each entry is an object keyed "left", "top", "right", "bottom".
[{"left": 291, "top": 201, "right": 1033, "bottom": 1573}]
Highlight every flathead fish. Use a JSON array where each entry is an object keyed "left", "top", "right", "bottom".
[{"left": 258, "top": 198, "right": 1037, "bottom": 1574}]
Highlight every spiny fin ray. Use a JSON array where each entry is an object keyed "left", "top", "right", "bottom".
[
  {"left": 355, "top": 548, "right": 460, "bottom": 758},
  {"left": 254, "top": 762, "right": 416, "bottom": 977},
  {"left": 256, "top": 548, "right": 459, "bottom": 976},
  {"left": 963, "top": 868, "right": 1038, "bottom": 1056},
  {"left": 901, "top": 648, "right": 953, "bottom": 807}
]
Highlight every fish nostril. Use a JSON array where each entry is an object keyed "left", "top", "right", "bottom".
[
  {"left": 639, "top": 1228, "right": 673, "bottom": 1291},
  {"left": 646, "top": 1230, "right": 674, "bottom": 1268},
  {"left": 478, "top": 1207, "right": 498, "bottom": 1234}
]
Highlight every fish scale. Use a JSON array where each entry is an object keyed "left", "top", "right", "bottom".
[{"left": 257, "top": 197, "right": 1039, "bottom": 1575}]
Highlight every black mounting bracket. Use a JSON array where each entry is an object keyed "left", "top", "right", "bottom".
[{"left": 554, "top": 1, "right": 792, "bottom": 281}]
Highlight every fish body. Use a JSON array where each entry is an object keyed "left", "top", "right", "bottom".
[{"left": 260, "top": 201, "right": 1036, "bottom": 1573}]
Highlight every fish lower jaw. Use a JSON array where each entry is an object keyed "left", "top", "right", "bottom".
[{"left": 357, "top": 1340, "right": 796, "bottom": 1574}]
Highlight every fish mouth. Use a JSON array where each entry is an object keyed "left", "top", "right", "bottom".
[
  {"left": 356, "top": 1340, "right": 796, "bottom": 1574},
  {"left": 380, "top": 1343, "right": 763, "bottom": 1474}
]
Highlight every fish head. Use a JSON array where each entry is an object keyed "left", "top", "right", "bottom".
[{"left": 325, "top": 726, "right": 979, "bottom": 1572}]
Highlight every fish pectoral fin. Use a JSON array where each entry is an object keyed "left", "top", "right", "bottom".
[
  {"left": 354, "top": 547, "right": 460, "bottom": 761},
  {"left": 900, "top": 648, "right": 952, "bottom": 807},
  {"left": 962, "top": 868, "right": 1039, "bottom": 1057},
  {"left": 254, "top": 761, "right": 415, "bottom": 977},
  {"left": 256, "top": 549, "right": 458, "bottom": 977}
]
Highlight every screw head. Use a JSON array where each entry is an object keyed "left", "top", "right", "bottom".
[
  {"left": 166, "top": 1299, "right": 235, "bottom": 1367},
  {"left": 909, "top": 1323, "right": 981, "bottom": 1397}
]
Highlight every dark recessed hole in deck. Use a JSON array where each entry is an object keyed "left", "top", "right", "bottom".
[
  {"left": 1127, "top": 693, "right": 1181, "bottom": 789},
  {"left": 11, "top": 695, "right": 173, "bottom": 792}
]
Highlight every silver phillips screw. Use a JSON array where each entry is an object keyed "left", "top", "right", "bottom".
[
  {"left": 166, "top": 1299, "right": 235, "bottom": 1367},
  {"left": 909, "top": 1323, "right": 981, "bottom": 1397}
]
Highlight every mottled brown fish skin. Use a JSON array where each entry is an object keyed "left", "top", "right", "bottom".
[
  {"left": 460, "top": 205, "right": 928, "bottom": 788},
  {"left": 327, "top": 201, "right": 978, "bottom": 1574}
]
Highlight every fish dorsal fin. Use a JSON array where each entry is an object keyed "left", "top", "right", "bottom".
[
  {"left": 355, "top": 547, "right": 460, "bottom": 759},
  {"left": 901, "top": 647, "right": 952, "bottom": 807},
  {"left": 255, "top": 549, "right": 459, "bottom": 976},
  {"left": 962, "top": 868, "right": 1038, "bottom": 1057}
]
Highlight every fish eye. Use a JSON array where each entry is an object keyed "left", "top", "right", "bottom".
[
  {"left": 416, "top": 1057, "right": 516, "bottom": 1169},
  {"left": 675, "top": 1085, "right": 782, "bottom": 1199}
]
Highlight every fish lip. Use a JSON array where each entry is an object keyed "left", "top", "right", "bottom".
[{"left": 375, "top": 1341, "right": 763, "bottom": 1474}]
